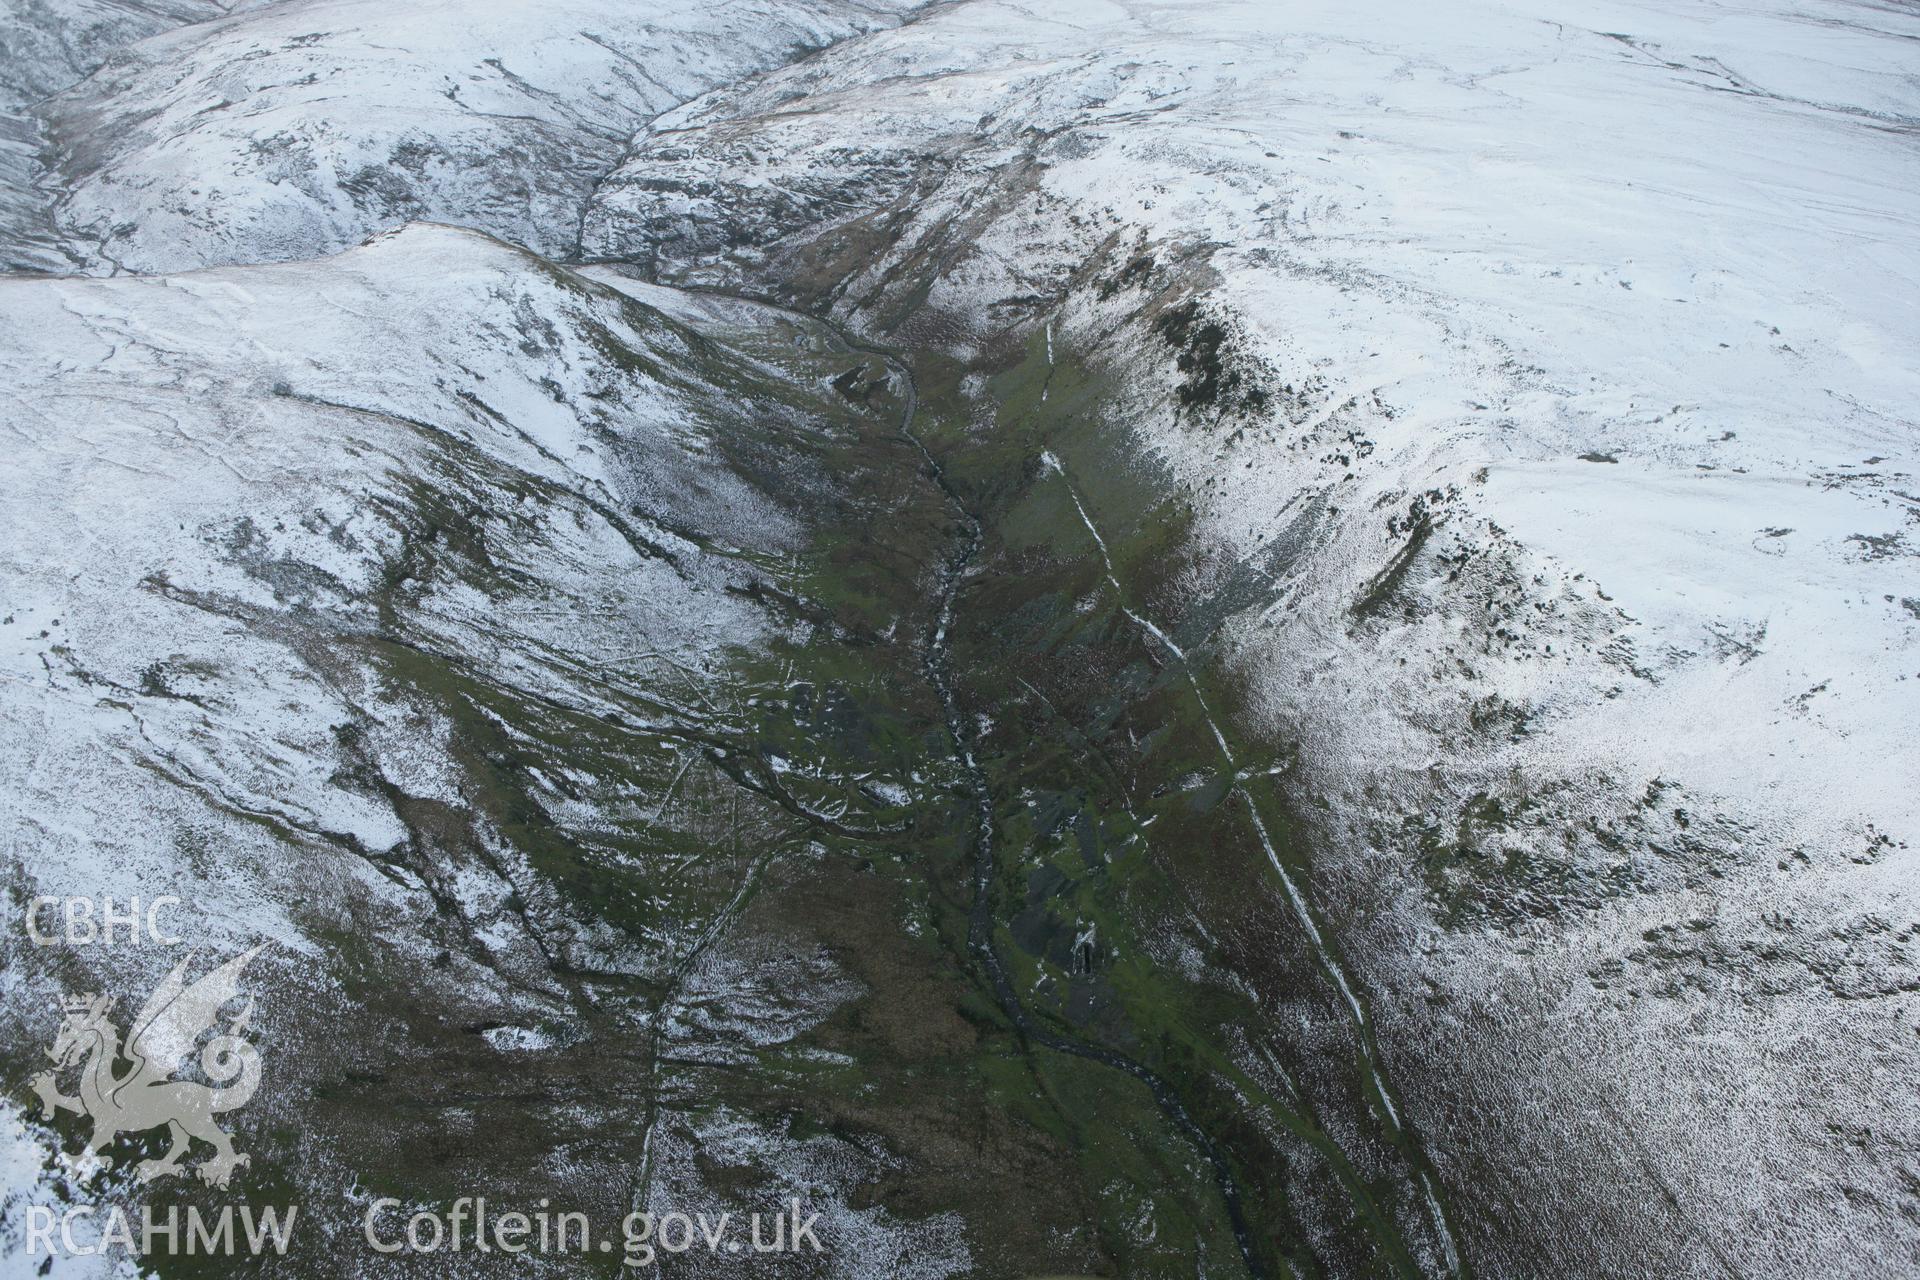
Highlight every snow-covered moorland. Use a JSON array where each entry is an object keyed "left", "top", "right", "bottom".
[{"left": 2, "top": 0, "right": 1917, "bottom": 1275}]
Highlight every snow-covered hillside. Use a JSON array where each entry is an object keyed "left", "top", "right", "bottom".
[
  {"left": 0, "top": 220, "right": 990, "bottom": 1274},
  {"left": 1, "top": 0, "right": 258, "bottom": 270},
  {"left": 3, "top": 223, "right": 773, "bottom": 948},
  {"left": 3, "top": 0, "right": 1917, "bottom": 1275}
]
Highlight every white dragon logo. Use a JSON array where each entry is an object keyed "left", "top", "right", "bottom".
[{"left": 30, "top": 945, "right": 266, "bottom": 1187}]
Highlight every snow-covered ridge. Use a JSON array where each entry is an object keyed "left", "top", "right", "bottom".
[
  {"left": 586, "top": 0, "right": 1919, "bottom": 857},
  {"left": 5, "top": 0, "right": 931, "bottom": 273}
]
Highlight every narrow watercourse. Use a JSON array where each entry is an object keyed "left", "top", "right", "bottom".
[
  {"left": 877, "top": 343, "right": 1270, "bottom": 1279},
  {"left": 814, "top": 299, "right": 1454, "bottom": 1275}
]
